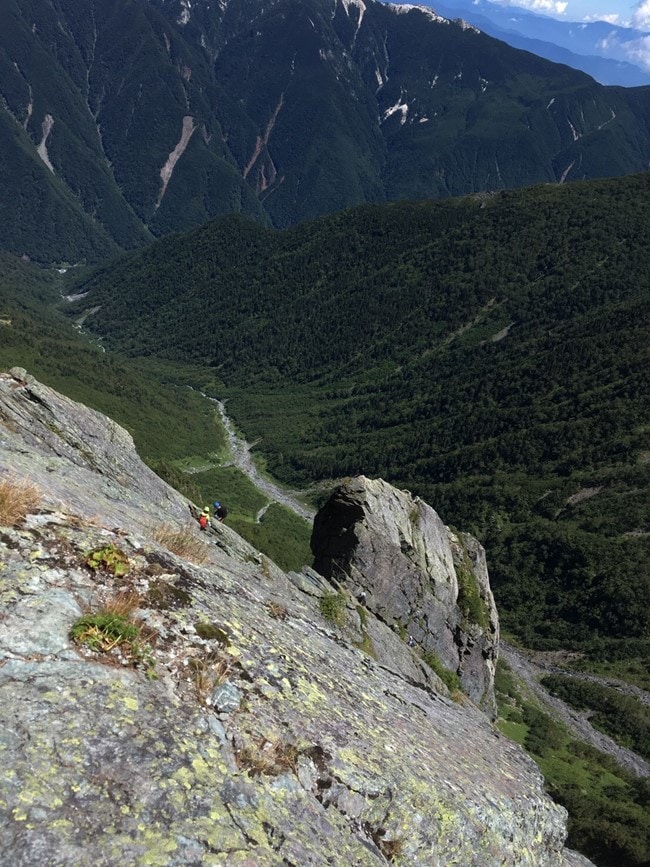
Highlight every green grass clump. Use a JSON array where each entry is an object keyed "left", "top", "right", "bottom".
[
  {"left": 421, "top": 650, "right": 461, "bottom": 692},
  {"left": 70, "top": 591, "right": 156, "bottom": 676},
  {"left": 319, "top": 592, "right": 347, "bottom": 627},
  {"left": 71, "top": 612, "right": 139, "bottom": 651}
]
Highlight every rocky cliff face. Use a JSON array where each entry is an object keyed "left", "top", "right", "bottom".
[
  {"left": 311, "top": 477, "right": 499, "bottom": 717},
  {"left": 0, "top": 368, "right": 593, "bottom": 866}
]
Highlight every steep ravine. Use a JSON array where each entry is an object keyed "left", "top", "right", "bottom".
[{"left": 211, "top": 395, "right": 315, "bottom": 523}]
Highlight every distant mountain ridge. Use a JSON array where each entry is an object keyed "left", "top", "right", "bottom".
[
  {"left": 427, "top": 0, "right": 650, "bottom": 86},
  {"left": 3, "top": 0, "right": 650, "bottom": 262}
]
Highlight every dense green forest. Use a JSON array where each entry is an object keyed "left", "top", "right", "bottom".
[{"left": 70, "top": 173, "right": 650, "bottom": 665}]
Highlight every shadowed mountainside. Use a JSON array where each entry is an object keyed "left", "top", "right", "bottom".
[{"left": 3, "top": 0, "right": 650, "bottom": 261}]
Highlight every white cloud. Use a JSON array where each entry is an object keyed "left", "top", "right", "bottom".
[
  {"left": 582, "top": 13, "right": 620, "bottom": 24},
  {"left": 621, "top": 34, "right": 650, "bottom": 69},
  {"left": 596, "top": 27, "right": 650, "bottom": 70},
  {"left": 632, "top": 0, "right": 650, "bottom": 28},
  {"left": 489, "top": 0, "right": 568, "bottom": 16}
]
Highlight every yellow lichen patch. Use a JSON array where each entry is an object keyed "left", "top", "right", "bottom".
[
  {"left": 172, "top": 766, "right": 193, "bottom": 791},
  {"left": 12, "top": 807, "right": 28, "bottom": 821},
  {"left": 295, "top": 676, "right": 328, "bottom": 706},
  {"left": 337, "top": 747, "right": 383, "bottom": 776},
  {"left": 191, "top": 755, "right": 211, "bottom": 779},
  {"left": 49, "top": 818, "right": 74, "bottom": 830},
  {"left": 122, "top": 695, "right": 139, "bottom": 711},
  {"left": 137, "top": 828, "right": 178, "bottom": 866}
]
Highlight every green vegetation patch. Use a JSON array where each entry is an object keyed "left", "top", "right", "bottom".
[
  {"left": 421, "top": 650, "right": 461, "bottom": 692},
  {"left": 70, "top": 608, "right": 155, "bottom": 677},
  {"left": 319, "top": 592, "right": 347, "bottom": 627},
  {"left": 495, "top": 659, "right": 650, "bottom": 867},
  {"left": 453, "top": 536, "right": 490, "bottom": 629},
  {"left": 541, "top": 675, "right": 650, "bottom": 762},
  {"left": 85, "top": 544, "right": 129, "bottom": 577}
]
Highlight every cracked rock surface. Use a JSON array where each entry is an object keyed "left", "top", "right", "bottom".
[{"left": 0, "top": 369, "right": 593, "bottom": 866}]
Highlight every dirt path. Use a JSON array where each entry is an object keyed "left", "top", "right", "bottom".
[
  {"left": 208, "top": 396, "right": 315, "bottom": 523},
  {"left": 501, "top": 641, "right": 649, "bottom": 778}
]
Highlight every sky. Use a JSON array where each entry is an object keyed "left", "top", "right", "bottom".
[{"left": 490, "top": 0, "right": 650, "bottom": 27}]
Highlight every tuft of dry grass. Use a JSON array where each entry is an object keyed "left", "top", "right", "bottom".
[
  {"left": 153, "top": 524, "right": 210, "bottom": 564},
  {"left": 189, "top": 651, "right": 234, "bottom": 701},
  {"left": 236, "top": 737, "right": 300, "bottom": 778},
  {"left": 379, "top": 837, "right": 404, "bottom": 861},
  {"left": 0, "top": 475, "right": 41, "bottom": 526},
  {"left": 267, "top": 601, "right": 289, "bottom": 620},
  {"left": 101, "top": 589, "right": 142, "bottom": 617}
]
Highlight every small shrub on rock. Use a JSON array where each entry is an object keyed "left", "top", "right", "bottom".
[
  {"left": 319, "top": 592, "right": 347, "bottom": 627},
  {"left": 85, "top": 544, "right": 129, "bottom": 577}
]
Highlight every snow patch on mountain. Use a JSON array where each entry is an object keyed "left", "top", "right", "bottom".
[
  {"left": 243, "top": 93, "right": 284, "bottom": 185},
  {"left": 567, "top": 118, "right": 581, "bottom": 141},
  {"left": 178, "top": 0, "right": 192, "bottom": 26},
  {"left": 341, "top": 0, "right": 367, "bottom": 39}
]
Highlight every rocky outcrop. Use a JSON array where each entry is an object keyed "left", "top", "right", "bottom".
[
  {"left": 0, "top": 368, "right": 593, "bottom": 866},
  {"left": 312, "top": 477, "right": 499, "bottom": 716}
]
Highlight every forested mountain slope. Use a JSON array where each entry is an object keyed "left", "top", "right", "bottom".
[
  {"left": 70, "top": 173, "right": 650, "bottom": 661},
  {"left": 3, "top": 0, "right": 650, "bottom": 261}
]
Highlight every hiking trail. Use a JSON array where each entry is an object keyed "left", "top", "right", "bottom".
[{"left": 207, "top": 395, "right": 315, "bottom": 523}]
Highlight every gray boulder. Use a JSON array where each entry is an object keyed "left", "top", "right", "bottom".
[{"left": 312, "top": 476, "right": 500, "bottom": 716}]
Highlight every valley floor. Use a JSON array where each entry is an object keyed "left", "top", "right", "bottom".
[{"left": 501, "top": 642, "right": 649, "bottom": 779}]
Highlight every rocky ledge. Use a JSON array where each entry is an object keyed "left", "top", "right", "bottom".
[{"left": 0, "top": 368, "right": 593, "bottom": 866}]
